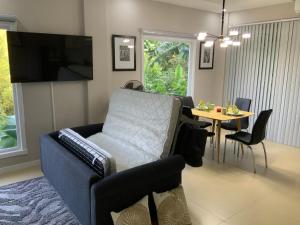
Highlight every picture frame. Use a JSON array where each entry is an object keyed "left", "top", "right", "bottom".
[
  {"left": 112, "top": 35, "right": 136, "bottom": 71},
  {"left": 199, "top": 41, "right": 214, "bottom": 70}
]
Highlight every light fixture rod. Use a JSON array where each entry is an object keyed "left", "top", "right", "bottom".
[
  {"left": 207, "top": 33, "right": 219, "bottom": 39},
  {"left": 221, "top": 0, "right": 226, "bottom": 37}
]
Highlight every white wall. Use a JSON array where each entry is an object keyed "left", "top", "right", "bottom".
[
  {"left": 83, "top": 0, "right": 110, "bottom": 123},
  {"left": 105, "top": 0, "right": 223, "bottom": 105},
  {"left": 0, "top": 0, "right": 86, "bottom": 168},
  {"left": 83, "top": 0, "right": 224, "bottom": 124}
]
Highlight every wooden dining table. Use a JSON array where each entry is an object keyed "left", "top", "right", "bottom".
[{"left": 192, "top": 108, "right": 254, "bottom": 163}]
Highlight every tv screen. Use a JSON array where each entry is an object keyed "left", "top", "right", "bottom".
[{"left": 7, "top": 31, "right": 93, "bottom": 83}]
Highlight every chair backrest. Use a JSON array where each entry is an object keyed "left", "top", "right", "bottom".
[
  {"left": 181, "top": 96, "right": 195, "bottom": 108},
  {"left": 236, "top": 98, "right": 252, "bottom": 129},
  {"left": 182, "top": 106, "right": 194, "bottom": 119},
  {"left": 102, "top": 89, "right": 182, "bottom": 159},
  {"left": 250, "top": 109, "right": 273, "bottom": 144},
  {"left": 228, "top": 98, "right": 252, "bottom": 129}
]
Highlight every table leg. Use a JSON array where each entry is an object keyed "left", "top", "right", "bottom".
[
  {"left": 211, "top": 119, "right": 216, "bottom": 144},
  {"left": 217, "top": 120, "right": 221, "bottom": 163}
]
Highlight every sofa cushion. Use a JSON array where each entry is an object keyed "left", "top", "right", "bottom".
[
  {"left": 111, "top": 196, "right": 152, "bottom": 225},
  {"left": 58, "top": 128, "right": 116, "bottom": 176},
  {"left": 87, "top": 133, "right": 158, "bottom": 172},
  {"left": 153, "top": 185, "right": 192, "bottom": 225},
  {"left": 101, "top": 89, "right": 181, "bottom": 159}
]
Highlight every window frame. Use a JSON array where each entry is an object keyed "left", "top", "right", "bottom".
[
  {"left": 0, "top": 17, "right": 27, "bottom": 159},
  {"left": 141, "top": 34, "right": 196, "bottom": 97}
]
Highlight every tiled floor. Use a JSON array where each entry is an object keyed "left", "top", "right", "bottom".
[
  {"left": 184, "top": 138, "right": 300, "bottom": 225},
  {"left": 0, "top": 138, "right": 300, "bottom": 225}
]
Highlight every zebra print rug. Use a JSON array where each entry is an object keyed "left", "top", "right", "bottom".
[{"left": 0, "top": 177, "right": 80, "bottom": 225}]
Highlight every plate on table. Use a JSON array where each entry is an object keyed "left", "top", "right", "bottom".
[
  {"left": 226, "top": 112, "right": 244, "bottom": 116},
  {"left": 196, "top": 106, "right": 209, "bottom": 111}
]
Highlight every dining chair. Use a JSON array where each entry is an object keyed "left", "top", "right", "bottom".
[
  {"left": 223, "top": 109, "right": 273, "bottom": 173},
  {"left": 221, "top": 98, "right": 252, "bottom": 131},
  {"left": 221, "top": 98, "right": 252, "bottom": 155},
  {"left": 181, "top": 96, "right": 212, "bottom": 129},
  {"left": 181, "top": 106, "right": 215, "bottom": 159}
]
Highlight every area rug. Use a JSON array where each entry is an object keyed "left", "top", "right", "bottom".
[{"left": 0, "top": 177, "right": 80, "bottom": 225}]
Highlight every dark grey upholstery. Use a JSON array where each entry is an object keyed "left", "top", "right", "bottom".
[
  {"left": 40, "top": 131, "right": 100, "bottom": 225},
  {"left": 40, "top": 124, "right": 185, "bottom": 225}
]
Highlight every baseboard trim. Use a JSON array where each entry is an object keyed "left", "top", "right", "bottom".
[{"left": 0, "top": 160, "right": 40, "bottom": 175}]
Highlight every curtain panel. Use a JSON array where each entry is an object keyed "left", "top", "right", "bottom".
[{"left": 224, "top": 20, "right": 300, "bottom": 147}]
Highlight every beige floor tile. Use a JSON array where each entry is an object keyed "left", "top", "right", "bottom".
[
  {"left": 187, "top": 200, "right": 224, "bottom": 225},
  {"left": 221, "top": 193, "right": 300, "bottom": 225}
]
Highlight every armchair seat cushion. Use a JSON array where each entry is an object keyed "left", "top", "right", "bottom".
[{"left": 88, "top": 133, "right": 158, "bottom": 172}]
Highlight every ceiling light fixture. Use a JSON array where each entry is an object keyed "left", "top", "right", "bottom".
[
  {"left": 232, "top": 41, "right": 241, "bottom": 46},
  {"left": 204, "top": 41, "right": 214, "bottom": 48},
  {"left": 242, "top": 33, "right": 251, "bottom": 39},
  {"left": 229, "top": 30, "right": 239, "bottom": 36},
  {"left": 197, "top": 0, "right": 251, "bottom": 48}
]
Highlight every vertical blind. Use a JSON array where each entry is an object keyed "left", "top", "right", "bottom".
[{"left": 224, "top": 19, "right": 300, "bottom": 147}]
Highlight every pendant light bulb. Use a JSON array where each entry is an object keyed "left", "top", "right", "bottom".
[
  {"left": 220, "top": 42, "right": 228, "bottom": 48},
  {"left": 232, "top": 41, "right": 241, "bottom": 46},
  {"left": 229, "top": 30, "right": 239, "bottom": 36},
  {"left": 198, "top": 32, "right": 207, "bottom": 41},
  {"left": 204, "top": 41, "right": 214, "bottom": 47},
  {"left": 242, "top": 33, "right": 251, "bottom": 39}
]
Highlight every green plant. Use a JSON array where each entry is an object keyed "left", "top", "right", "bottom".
[
  {"left": 144, "top": 39, "right": 189, "bottom": 96},
  {"left": 0, "top": 115, "right": 17, "bottom": 149},
  {"left": 0, "top": 29, "right": 17, "bottom": 149}
]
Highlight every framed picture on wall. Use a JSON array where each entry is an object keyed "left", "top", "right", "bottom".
[
  {"left": 199, "top": 41, "right": 214, "bottom": 70},
  {"left": 112, "top": 35, "right": 136, "bottom": 71}
]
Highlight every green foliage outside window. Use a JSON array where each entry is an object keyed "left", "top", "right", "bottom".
[
  {"left": 144, "top": 39, "right": 189, "bottom": 96},
  {"left": 0, "top": 30, "right": 17, "bottom": 149}
]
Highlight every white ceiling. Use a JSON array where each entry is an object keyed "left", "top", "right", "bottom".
[{"left": 152, "top": 0, "right": 294, "bottom": 13}]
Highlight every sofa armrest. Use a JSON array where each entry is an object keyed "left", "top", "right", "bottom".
[
  {"left": 40, "top": 134, "right": 101, "bottom": 225},
  {"left": 90, "top": 155, "right": 185, "bottom": 225},
  {"left": 71, "top": 123, "right": 104, "bottom": 138}
]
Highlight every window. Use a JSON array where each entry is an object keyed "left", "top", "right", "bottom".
[
  {"left": 0, "top": 18, "right": 26, "bottom": 157},
  {"left": 143, "top": 35, "right": 196, "bottom": 96}
]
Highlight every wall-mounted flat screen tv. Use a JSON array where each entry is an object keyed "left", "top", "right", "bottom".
[{"left": 7, "top": 31, "right": 93, "bottom": 83}]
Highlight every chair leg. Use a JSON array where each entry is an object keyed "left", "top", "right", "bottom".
[
  {"left": 223, "top": 138, "right": 227, "bottom": 163},
  {"left": 261, "top": 142, "right": 268, "bottom": 169},
  {"left": 237, "top": 144, "right": 240, "bottom": 158},
  {"left": 234, "top": 142, "right": 236, "bottom": 155},
  {"left": 212, "top": 138, "right": 215, "bottom": 160},
  {"left": 248, "top": 146, "right": 256, "bottom": 173},
  {"left": 241, "top": 144, "right": 245, "bottom": 159}
]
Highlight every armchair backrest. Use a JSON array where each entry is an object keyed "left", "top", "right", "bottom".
[{"left": 102, "top": 89, "right": 182, "bottom": 159}]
